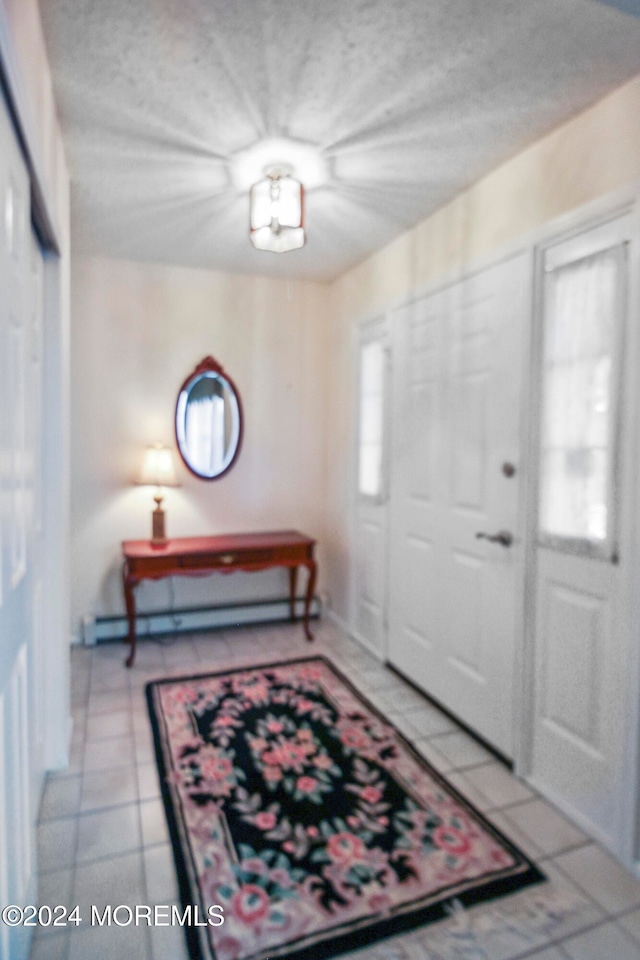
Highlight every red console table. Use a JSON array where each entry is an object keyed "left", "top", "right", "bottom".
[{"left": 122, "top": 530, "right": 317, "bottom": 667}]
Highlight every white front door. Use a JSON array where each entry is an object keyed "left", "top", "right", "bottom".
[
  {"left": 352, "top": 317, "right": 390, "bottom": 658},
  {"left": 0, "top": 89, "right": 39, "bottom": 960},
  {"left": 388, "top": 253, "right": 529, "bottom": 758},
  {"left": 530, "top": 215, "right": 633, "bottom": 854}
]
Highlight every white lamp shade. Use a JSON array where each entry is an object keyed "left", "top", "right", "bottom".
[
  {"left": 250, "top": 174, "right": 305, "bottom": 252},
  {"left": 138, "top": 443, "right": 179, "bottom": 487}
]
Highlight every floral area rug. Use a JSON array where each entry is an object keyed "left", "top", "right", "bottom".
[{"left": 146, "top": 657, "right": 544, "bottom": 960}]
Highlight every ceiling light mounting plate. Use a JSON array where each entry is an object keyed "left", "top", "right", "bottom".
[
  {"left": 231, "top": 138, "right": 327, "bottom": 191},
  {"left": 265, "top": 163, "right": 293, "bottom": 179}
]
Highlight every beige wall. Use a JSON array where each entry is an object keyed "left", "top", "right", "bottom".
[
  {"left": 331, "top": 74, "right": 640, "bottom": 323},
  {"left": 70, "top": 257, "right": 330, "bottom": 635},
  {"left": 326, "top": 73, "right": 640, "bottom": 622}
]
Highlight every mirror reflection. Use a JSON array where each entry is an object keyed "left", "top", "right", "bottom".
[{"left": 175, "top": 357, "right": 243, "bottom": 479}]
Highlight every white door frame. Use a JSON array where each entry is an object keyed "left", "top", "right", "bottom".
[{"left": 521, "top": 188, "right": 640, "bottom": 870}]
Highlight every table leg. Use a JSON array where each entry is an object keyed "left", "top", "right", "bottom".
[
  {"left": 123, "top": 561, "right": 138, "bottom": 668},
  {"left": 289, "top": 566, "right": 299, "bottom": 622},
  {"left": 303, "top": 559, "right": 317, "bottom": 641}
]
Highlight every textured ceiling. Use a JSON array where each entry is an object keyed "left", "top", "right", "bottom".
[{"left": 40, "top": 0, "right": 640, "bottom": 281}]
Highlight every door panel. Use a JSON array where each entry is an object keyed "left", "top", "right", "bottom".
[
  {"left": 410, "top": 382, "right": 437, "bottom": 500},
  {"left": 543, "top": 584, "right": 604, "bottom": 748},
  {"left": 448, "top": 550, "right": 483, "bottom": 674},
  {"left": 389, "top": 254, "right": 528, "bottom": 757},
  {"left": 405, "top": 535, "right": 435, "bottom": 643},
  {"left": 389, "top": 290, "right": 446, "bottom": 687},
  {"left": 451, "top": 375, "right": 487, "bottom": 509},
  {"left": 533, "top": 551, "right": 619, "bottom": 835},
  {"left": 354, "top": 518, "right": 386, "bottom": 643}
]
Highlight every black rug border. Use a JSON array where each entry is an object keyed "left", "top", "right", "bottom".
[{"left": 146, "top": 655, "right": 545, "bottom": 960}]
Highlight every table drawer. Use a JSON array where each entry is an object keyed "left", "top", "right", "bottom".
[{"left": 178, "top": 548, "right": 281, "bottom": 571}]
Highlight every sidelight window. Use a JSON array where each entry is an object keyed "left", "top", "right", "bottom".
[
  {"left": 538, "top": 227, "right": 626, "bottom": 556},
  {"left": 358, "top": 338, "right": 387, "bottom": 499}
]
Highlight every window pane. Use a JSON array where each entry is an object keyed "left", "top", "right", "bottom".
[
  {"left": 539, "top": 249, "right": 620, "bottom": 544},
  {"left": 361, "top": 340, "right": 385, "bottom": 395},
  {"left": 358, "top": 340, "right": 385, "bottom": 498},
  {"left": 360, "top": 395, "right": 383, "bottom": 445},
  {"left": 359, "top": 445, "right": 383, "bottom": 498}
]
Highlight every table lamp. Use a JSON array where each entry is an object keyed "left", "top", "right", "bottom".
[{"left": 137, "top": 443, "right": 180, "bottom": 543}]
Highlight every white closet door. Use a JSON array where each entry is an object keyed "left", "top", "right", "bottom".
[
  {"left": 388, "top": 253, "right": 529, "bottom": 757},
  {"left": 531, "top": 216, "right": 632, "bottom": 852},
  {"left": 0, "top": 89, "right": 38, "bottom": 960}
]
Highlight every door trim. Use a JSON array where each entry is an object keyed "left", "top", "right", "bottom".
[{"left": 524, "top": 196, "right": 640, "bottom": 868}]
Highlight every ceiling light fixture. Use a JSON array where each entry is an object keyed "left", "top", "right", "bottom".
[{"left": 250, "top": 165, "right": 305, "bottom": 253}]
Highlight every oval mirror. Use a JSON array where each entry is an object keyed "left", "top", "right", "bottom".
[{"left": 175, "top": 356, "right": 243, "bottom": 479}]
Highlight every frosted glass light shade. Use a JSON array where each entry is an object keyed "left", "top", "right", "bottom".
[
  {"left": 250, "top": 174, "right": 305, "bottom": 253},
  {"left": 137, "top": 443, "right": 179, "bottom": 488}
]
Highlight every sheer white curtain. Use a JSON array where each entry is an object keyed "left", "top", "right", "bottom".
[{"left": 539, "top": 248, "right": 620, "bottom": 544}]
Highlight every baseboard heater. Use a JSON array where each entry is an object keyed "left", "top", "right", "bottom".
[{"left": 83, "top": 595, "right": 322, "bottom": 646}]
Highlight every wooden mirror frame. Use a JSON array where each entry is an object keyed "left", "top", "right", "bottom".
[{"left": 174, "top": 356, "right": 244, "bottom": 480}]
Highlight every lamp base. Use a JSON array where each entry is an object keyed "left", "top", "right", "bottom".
[{"left": 152, "top": 497, "right": 166, "bottom": 543}]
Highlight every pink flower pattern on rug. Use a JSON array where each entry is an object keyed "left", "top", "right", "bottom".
[{"left": 148, "top": 657, "right": 543, "bottom": 960}]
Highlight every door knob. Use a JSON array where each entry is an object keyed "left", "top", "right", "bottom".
[{"left": 475, "top": 530, "right": 513, "bottom": 547}]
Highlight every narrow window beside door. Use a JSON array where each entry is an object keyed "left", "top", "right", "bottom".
[
  {"left": 539, "top": 241, "right": 625, "bottom": 555},
  {"left": 358, "top": 340, "right": 386, "bottom": 499}
]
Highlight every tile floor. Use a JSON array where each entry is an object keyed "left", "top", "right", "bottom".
[{"left": 29, "top": 618, "right": 640, "bottom": 960}]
